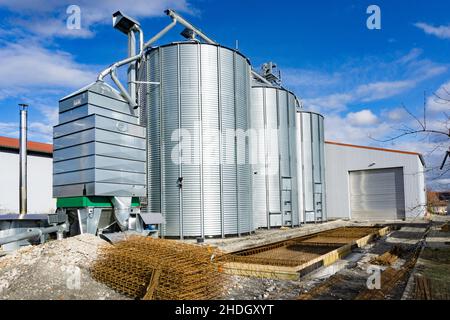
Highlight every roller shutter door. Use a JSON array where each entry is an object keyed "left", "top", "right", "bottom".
[{"left": 349, "top": 168, "right": 405, "bottom": 220}]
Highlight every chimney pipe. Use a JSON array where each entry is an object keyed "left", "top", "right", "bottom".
[{"left": 19, "top": 103, "right": 28, "bottom": 215}]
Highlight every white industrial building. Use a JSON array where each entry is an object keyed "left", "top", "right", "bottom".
[
  {"left": 325, "top": 141, "right": 426, "bottom": 221},
  {"left": 0, "top": 136, "right": 55, "bottom": 214}
]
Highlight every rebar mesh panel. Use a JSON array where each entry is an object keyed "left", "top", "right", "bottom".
[{"left": 91, "top": 236, "right": 229, "bottom": 300}]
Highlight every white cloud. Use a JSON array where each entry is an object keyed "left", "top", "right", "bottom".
[
  {"left": 284, "top": 48, "right": 448, "bottom": 113},
  {"left": 0, "top": 0, "right": 193, "bottom": 39},
  {"left": 0, "top": 41, "right": 97, "bottom": 93},
  {"left": 415, "top": 22, "right": 450, "bottom": 40},
  {"left": 396, "top": 48, "right": 423, "bottom": 64},
  {"left": 346, "top": 109, "right": 378, "bottom": 126},
  {"left": 324, "top": 113, "right": 389, "bottom": 145},
  {"left": 0, "top": 98, "right": 59, "bottom": 143},
  {"left": 0, "top": 122, "right": 18, "bottom": 138},
  {"left": 435, "top": 178, "right": 450, "bottom": 187},
  {"left": 427, "top": 80, "right": 450, "bottom": 112},
  {"left": 355, "top": 80, "right": 416, "bottom": 103},
  {"left": 304, "top": 93, "right": 352, "bottom": 112},
  {"left": 302, "top": 80, "right": 417, "bottom": 112},
  {"left": 386, "top": 107, "right": 408, "bottom": 121},
  {"left": 14, "top": 17, "right": 94, "bottom": 39}
]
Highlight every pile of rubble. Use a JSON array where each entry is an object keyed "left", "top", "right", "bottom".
[{"left": 0, "top": 234, "right": 127, "bottom": 300}]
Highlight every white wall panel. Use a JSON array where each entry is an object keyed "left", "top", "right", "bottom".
[{"left": 0, "top": 152, "right": 55, "bottom": 214}]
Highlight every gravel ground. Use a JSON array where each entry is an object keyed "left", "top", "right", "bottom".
[
  {"left": 0, "top": 234, "right": 129, "bottom": 300},
  {"left": 222, "top": 275, "right": 323, "bottom": 300},
  {"left": 0, "top": 220, "right": 431, "bottom": 300}
]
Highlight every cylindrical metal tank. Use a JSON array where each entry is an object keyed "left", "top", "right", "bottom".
[
  {"left": 250, "top": 85, "right": 300, "bottom": 228},
  {"left": 297, "top": 111, "right": 327, "bottom": 223},
  {"left": 141, "top": 42, "right": 253, "bottom": 238}
]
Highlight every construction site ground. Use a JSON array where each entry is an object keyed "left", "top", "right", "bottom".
[
  {"left": 0, "top": 217, "right": 449, "bottom": 300},
  {"left": 221, "top": 219, "right": 431, "bottom": 300}
]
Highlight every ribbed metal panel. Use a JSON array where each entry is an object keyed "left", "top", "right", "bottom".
[
  {"left": 179, "top": 44, "right": 201, "bottom": 237},
  {"left": 250, "top": 88, "right": 267, "bottom": 228},
  {"left": 265, "top": 89, "right": 280, "bottom": 215},
  {"left": 143, "top": 42, "right": 253, "bottom": 238},
  {"left": 318, "top": 116, "right": 327, "bottom": 221},
  {"left": 250, "top": 86, "right": 299, "bottom": 228},
  {"left": 288, "top": 93, "right": 299, "bottom": 226},
  {"left": 301, "top": 113, "right": 314, "bottom": 212},
  {"left": 146, "top": 46, "right": 161, "bottom": 216},
  {"left": 298, "top": 111, "right": 326, "bottom": 222},
  {"left": 349, "top": 168, "right": 405, "bottom": 220},
  {"left": 161, "top": 45, "right": 180, "bottom": 237},
  {"left": 220, "top": 48, "right": 238, "bottom": 235},
  {"left": 235, "top": 53, "right": 252, "bottom": 234},
  {"left": 201, "top": 45, "right": 221, "bottom": 236}
]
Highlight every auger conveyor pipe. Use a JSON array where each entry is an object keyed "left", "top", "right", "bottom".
[
  {"left": 96, "top": 16, "right": 178, "bottom": 109},
  {"left": 97, "top": 8, "right": 271, "bottom": 109},
  {"left": 164, "top": 9, "right": 216, "bottom": 44},
  {"left": 164, "top": 9, "right": 273, "bottom": 87},
  {"left": 0, "top": 223, "right": 66, "bottom": 246}
]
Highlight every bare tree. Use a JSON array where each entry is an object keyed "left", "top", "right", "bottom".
[{"left": 370, "top": 90, "right": 450, "bottom": 186}]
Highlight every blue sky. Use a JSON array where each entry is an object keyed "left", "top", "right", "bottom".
[{"left": 0, "top": 0, "right": 448, "bottom": 189}]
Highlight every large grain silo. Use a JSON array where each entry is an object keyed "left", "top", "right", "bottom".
[
  {"left": 250, "top": 81, "right": 300, "bottom": 228},
  {"left": 297, "top": 111, "right": 327, "bottom": 223},
  {"left": 140, "top": 42, "right": 253, "bottom": 238}
]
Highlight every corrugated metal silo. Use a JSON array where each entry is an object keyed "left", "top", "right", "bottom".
[
  {"left": 297, "top": 111, "right": 327, "bottom": 223},
  {"left": 250, "top": 85, "right": 300, "bottom": 228},
  {"left": 141, "top": 42, "right": 253, "bottom": 238}
]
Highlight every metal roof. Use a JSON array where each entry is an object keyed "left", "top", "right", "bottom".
[
  {"left": 0, "top": 136, "right": 52, "bottom": 154},
  {"left": 59, "top": 81, "right": 126, "bottom": 102},
  {"left": 325, "top": 140, "right": 425, "bottom": 167}
]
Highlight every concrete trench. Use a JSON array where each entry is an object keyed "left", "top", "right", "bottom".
[{"left": 221, "top": 226, "right": 389, "bottom": 280}]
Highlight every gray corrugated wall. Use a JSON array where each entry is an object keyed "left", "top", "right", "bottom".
[
  {"left": 298, "top": 111, "right": 326, "bottom": 222},
  {"left": 288, "top": 94, "right": 299, "bottom": 225},
  {"left": 143, "top": 43, "right": 253, "bottom": 237},
  {"left": 250, "top": 86, "right": 300, "bottom": 228},
  {"left": 250, "top": 88, "right": 267, "bottom": 228}
]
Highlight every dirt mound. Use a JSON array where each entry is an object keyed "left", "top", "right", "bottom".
[{"left": 0, "top": 234, "right": 127, "bottom": 300}]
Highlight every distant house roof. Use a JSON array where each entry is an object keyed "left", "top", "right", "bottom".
[
  {"left": 325, "top": 140, "right": 425, "bottom": 167},
  {"left": 427, "top": 191, "right": 450, "bottom": 206},
  {"left": 0, "top": 136, "right": 53, "bottom": 155}
]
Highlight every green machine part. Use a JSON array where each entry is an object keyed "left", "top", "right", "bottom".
[{"left": 57, "top": 196, "right": 140, "bottom": 208}]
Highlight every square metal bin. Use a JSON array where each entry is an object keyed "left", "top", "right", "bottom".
[
  {"left": 53, "top": 183, "right": 146, "bottom": 197},
  {"left": 59, "top": 104, "right": 139, "bottom": 125},
  {"left": 53, "top": 169, "right": 146, "bottom": 186},
  {"left": 54, "top": 114, "right": 146, "bottom": 139},
  {"left": 59, "top": 81, "right": 132, "bottom": 114},
  {"left": 53, "top": 142, "right": 146, "bottom": 162},
  {"left": 53, "top": 128, "right": 146, "bottom": 150},
  {"left": 53, "top": 81, "right": 147, "bottom": 199},
  {"left": 53, "top": 155, "right": 146, "bottom": 174}
]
